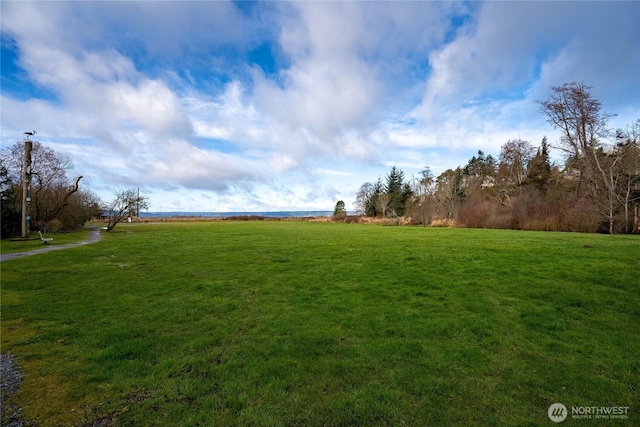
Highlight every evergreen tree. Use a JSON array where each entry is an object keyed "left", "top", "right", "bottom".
[
  {"left": 0, "top": 164, "right": 20, "bottom": 238},
  {"left": 369, "top": 178, "right": 384, "bottom": 217},
  {"left": 526, "top": 136, "right": 552, "bottom": 192},
  {"left": 386, "top": 166, "right": 412, "bottom": 216},
  {"left": 400, "top": 182, "right": 414, "bottom": 216},
  {"left": 462, "top": 150, "right": 497, "bottom": 197}
]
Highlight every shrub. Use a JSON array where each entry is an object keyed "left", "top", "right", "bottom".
[
  {"left": 343, "top": 215, "right": 362, "bottom": 224},
  {"left": 458, "top": 199, "right": 494, "bottom": 228},
  {"left": 431, "top": 218, "right": 457, "bottom": 227},
  {"left": 561, "top": 197, "right": 601, "bottom": 233},
  {"left": 332, "top": 211, "right": 347, "bottom": 222}
]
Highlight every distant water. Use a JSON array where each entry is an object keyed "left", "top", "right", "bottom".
[{"left": 140, "top": 211, "right": 334, "bottom": 219}]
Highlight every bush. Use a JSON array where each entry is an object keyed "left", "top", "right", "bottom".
[
  {"left": 430, "top": 218, "right": 457, "bottom": 227},
  {"left": 43, "top": 219, "right": 63, "bottom": 234},
  {"left": 561, "top": 197, "right": 601, "bottom": 233},
  {"left": 332, "top": 211, "right": 347, "bottom": 222},
  {"left": 458, "top": 199, "right": 494, "bottom": 228},
  {"left": 343, "top": 215, "right": 362, "bottom": 224},
  {"left": 510, "top": 189, "right": 555, "bottom": 230}
]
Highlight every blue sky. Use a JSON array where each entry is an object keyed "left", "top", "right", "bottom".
[{"left": 1, "top": 1, "right": 639, "bottom": 212}]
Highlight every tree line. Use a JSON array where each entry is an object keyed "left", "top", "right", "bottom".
[
  {"left": 1, "top": 140, "right": 148, "bottom": 238},
  {"left": 2, "top": 82, "right": 637, "bottom": 237},
  {"left": 354, "top": 83, "right": 639, "bottom": 234}
]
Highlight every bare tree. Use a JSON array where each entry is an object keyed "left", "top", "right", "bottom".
[
  {"left": 354, "top": 182, "right": 373, "bottom": 215},
  {"left": 57, "top": 188, "right": 102, "bottom": 231},
  {"left": 104, "top": 189, "right": 149, "bottom": 231},
  {"left": 0, "top": 140, "right": 93, "bottom": 235},
  {"left": 35, "top": 175, "right": 83, "bottom": 234},
  {"left": 595, "top": 146, "right": 626, "bottom": 233},
  {"left": 376, "top": 192, "right": 390, "bottom": 219},
  {"left": 499, "top": 139, "right": 535, "bottom": 187},
  {"left": 538, "top": 82, "right": 613, "bottom": 198},
  {"left": 356, "top": 179, "right": 384, "bottom": 217},
  {"left": 3, "top": 141, "right": 73, "bottom": 192},
  {"left": 435, "top": 168, "right": 464, "bottom": 219},
  {"left": 411, "top": 167, "right": 436, "bottom": 225},
  {"left": 538, "top": 82, "right": 634, "bottom": 233},
  {"left": 615, "top": 122, "right": 640, "bottom": 233}
]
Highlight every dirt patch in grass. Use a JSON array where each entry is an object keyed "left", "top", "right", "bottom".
[{"left": 1, "top": 353, "right": 25, "bottom": 427}]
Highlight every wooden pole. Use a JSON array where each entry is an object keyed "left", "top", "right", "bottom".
[{"left": 21, "top": 139, "right": 33, "bottom": 239}]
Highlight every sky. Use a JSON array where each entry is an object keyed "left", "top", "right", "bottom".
[{"left": 1, "top": 1, "right": 639, "bottom": 213}]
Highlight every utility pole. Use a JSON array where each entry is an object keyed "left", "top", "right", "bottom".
[{"left": 21, "top": 131, "right": 36, "bottom": 239}]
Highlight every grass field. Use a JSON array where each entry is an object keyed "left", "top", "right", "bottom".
[{"left": 1, "top": 222, "right": 639, "bottom": 426}]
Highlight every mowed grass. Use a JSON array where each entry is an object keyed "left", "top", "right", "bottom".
[{"left": 1, "top": 222, "right": 639, "bottom": 426}]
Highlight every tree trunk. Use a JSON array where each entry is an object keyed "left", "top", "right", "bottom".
[{"left": 608, "top": 199, "right": 614, "bottom": 235}]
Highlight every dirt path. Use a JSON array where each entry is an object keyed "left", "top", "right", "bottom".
[{"left": 0, "top": 228, "right": 103, "bottom": 262}]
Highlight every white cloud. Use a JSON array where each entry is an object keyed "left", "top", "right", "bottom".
[
  {"left": 147, "top": 139, "right": 264, "bottom": 192},
  {"left": 252, "top": 1, "right": 461, "bottom": 160},
  {"left": 1, "top": 1, "right": 638, "bottom": 212},
  {"left": 410, "top": 0, "right": 640, "bottom": 163},
  {"left": 186, "top": 80, "right": 273, "bottom": 148}
]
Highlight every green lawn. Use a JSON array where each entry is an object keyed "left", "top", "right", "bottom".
[{"left": 1, "top": 222, "right": 639, "bottom": 426}]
